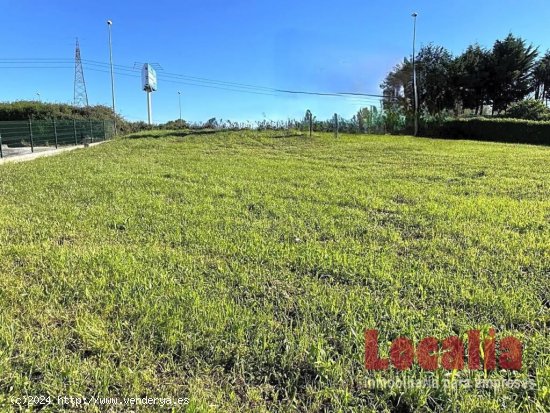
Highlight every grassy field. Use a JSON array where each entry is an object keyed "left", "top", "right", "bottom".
[{"left": 0, "top": 130, "right": 548, "bottom": 412}]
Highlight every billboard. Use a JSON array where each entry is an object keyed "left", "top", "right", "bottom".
[{"left": 142, "top": 64, "right": 157, "bottom": 92}]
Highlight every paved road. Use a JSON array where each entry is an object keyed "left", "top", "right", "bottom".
[
  {"left": 1, "top": 145, "right": 54, "bottom": 158},
  {"left": 0, "top": 142, "right": 109, "bottom": 165}
]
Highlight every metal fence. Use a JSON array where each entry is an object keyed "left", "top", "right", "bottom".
[{"left": 0, "top": 119, "right": 115, "bottom": 159}]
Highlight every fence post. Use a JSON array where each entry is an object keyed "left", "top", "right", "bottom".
[
  {"left": 0, "top": 133, "right": 3, "bottom": 159},
  {"left": 29, "top": 118, "right": 34, "bottom": 153},
  {"left": 53, "top": 119, "right": 58, "bottom": 149},
  {"left": 90, "top": 119, "right": 94, "bottom": 143},
  {"left": 73, "top": 119, "right": 78, "bottom": 145},
  {"left": 334, "top": 113, "right": 339, "bottom": 139},
  {"left": 103, "top": 120, "right": 107, "bottom": 141},
  {"left": 305, "top": 110, "right": 313, "bottom": 138}
]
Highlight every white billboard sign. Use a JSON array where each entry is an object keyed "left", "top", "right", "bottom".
[{"left": 142, "top": 64, "right": 157, "bottom": 92}]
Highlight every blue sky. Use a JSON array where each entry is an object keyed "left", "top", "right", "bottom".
[{"left": 1, "top": 0, "right": 550, "bottom": 123}]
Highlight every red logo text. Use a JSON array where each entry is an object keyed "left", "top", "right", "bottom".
[{"left": 365, "top": 329, "right": 522, "bottom": 371}]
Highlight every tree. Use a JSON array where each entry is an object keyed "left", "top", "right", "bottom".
[
  {"left": 382, "top": 33, "right": 549, "bottom": 119},
  {"left": 381, "top": 45, "right": 456, "bottom": 118},
  {"left": 204, "top": 117, "right": 218, "bottom": 129},
  {"left": 454, "top": 44, "right": 492, "bottom": 115},
  {"left": 353, "top": 106, "right": 388, "bottom": 134},
  {"left": 415, "top": 44, "right": 456, "bottom": 115},
  {"left": 381, "top": 59, "right": 413, "bottom": 114},
  {"left": 486, "top": 34, "right": 538, "bottom": 114},
  {"left": 533, "top": 51, "right": 550, "bottom": 104}
]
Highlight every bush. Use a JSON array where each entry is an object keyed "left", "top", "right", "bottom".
[
  {"left": 504, "top": 99, "right": 550, "bottom": 121},
  {"left": 421, "top": 117, "right": 550, "bottom": 145},
  {"left": 0, "top": 101, "right": 121, "bottom": 122},
  {"left": 0, "top": 101, "right": 133, "bottom": 134}
]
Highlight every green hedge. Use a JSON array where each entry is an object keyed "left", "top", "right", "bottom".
[
  {"left": 0, "top": 101, "right": 139, "bottom": 133},
  {"left": 421, "top": 117, "right": 550, "bottom": 145},
  {"left": 0, "top": 101, "right": 120, "bottom": 121}
]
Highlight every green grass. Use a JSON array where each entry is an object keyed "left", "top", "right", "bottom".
[{"left": 0, "top": 130, "right": 548, "bottom": 412}]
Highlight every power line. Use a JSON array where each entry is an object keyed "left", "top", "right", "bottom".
[
  {"left": 0, "top": 58, "right": 389, "bottom": 103},
  {"left": 83, "top": 59, "right": 291, "bottom": 92},
  {"left": 0, "top": 66, "right": 73, "bottom": 69},
  {"left": 84, "top": 67, "right": 282, "bottom": 97},
  {"left": 85, "top": 65, "right": 382, "bottom": 104},
  {"left": 0, "top": 58, "right": 383, "bottom": 98},
  {"left": 82, "top": 59, "right": 387, "bottom": 98}
]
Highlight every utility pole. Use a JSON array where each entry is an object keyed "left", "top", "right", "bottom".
[
  {"left": 107, "top": 20, "right": 117, "bottom": 134},
  {"left": 147, "top": 91, "right": 152, "bottom": 125},
  {"left": 306, "top": 109, "right": 312, "bottom": 137},
  {"left": 178, "top": 91, "right": 182, "bottom": 125},
  {"left": 412, "top": 12, "right": 419, "bottom": 136}
]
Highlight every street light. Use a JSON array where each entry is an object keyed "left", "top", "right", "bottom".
[
  {"left": 412, "top": 12, "right": 419, "bottom": 136},
  {"left": 107, "top": 19, "right": 117, "bottom": 134},
  {"left": 36, "top": 92, "right": 41, "bottom": 102},
  {"left": 178, "top": 91, "right": 182, "bottom": 125}
]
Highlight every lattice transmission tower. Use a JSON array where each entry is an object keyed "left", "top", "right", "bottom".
[{"left": 74, "top": 38, "right": 89, "bottom": 107}]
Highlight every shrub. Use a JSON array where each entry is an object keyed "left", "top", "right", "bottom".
[
  {"left": 0, "top": 101, "right": 132, "bottom": 133},
  {"left": 421, "top": 117, "right": 550, "bottom": 145},
  {"left": 0, "top": 101, "right": 121, "bottom": 122},
  {"left": 504, "top": 99, "right": 550, "bottom": 121}
]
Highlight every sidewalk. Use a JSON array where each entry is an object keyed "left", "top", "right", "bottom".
[{"left": 0, "top": 141, "right": 110, "bottom": 165}]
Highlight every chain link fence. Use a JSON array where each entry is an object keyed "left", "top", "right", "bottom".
[{"left": 0, "top": 119, "right": 115, "bottom": 159}]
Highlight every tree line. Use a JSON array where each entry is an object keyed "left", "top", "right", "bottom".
[{"left": 381, "top": 33, "right": 550, "bottom": 120}]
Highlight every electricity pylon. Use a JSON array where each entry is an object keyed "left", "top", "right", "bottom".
[{"left": 74, "top": 38, "right": 89, "bottom": 107}]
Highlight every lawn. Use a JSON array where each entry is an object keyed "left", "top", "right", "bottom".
[{"left": 0, "top": 130, "right": 548, "bottom": 412}]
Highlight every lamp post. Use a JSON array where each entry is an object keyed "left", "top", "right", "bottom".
[
  {"left": 36, "top": 92, "right": 41, "bottom": 102},
  {"left": 107, "top": 20, "right": 117, "bottom": 134},
  {"left": 412, "top": 12, "right": 419, "bottom": 136},
  {"left": 178, "top": 91, "right": 182, "bottom": 125}
]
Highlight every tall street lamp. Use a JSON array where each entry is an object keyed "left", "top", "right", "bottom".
[
  {"left": 178, "top": 91, "right": 182, "bottom": 125},
  {"left": 107, "top": 20, "right": 117, "bottom": 134},
  {"left": 412, "top": 12, "right": 419, "bottom": 136}
]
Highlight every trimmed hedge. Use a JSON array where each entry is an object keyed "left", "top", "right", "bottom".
[{"left": 421, "top": 117, "right": 550, "bottom": 145}]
